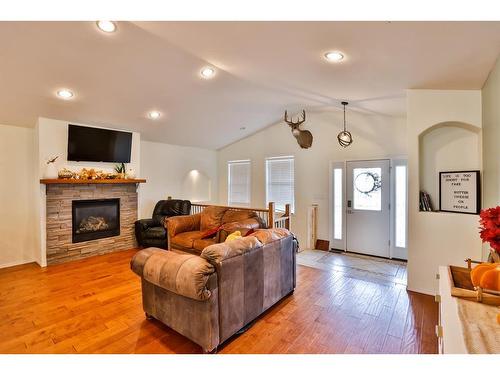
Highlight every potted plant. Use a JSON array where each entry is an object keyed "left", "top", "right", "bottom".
[
  {"left": 479, "top": 206, "right": 500, "bottom": 263},
  {"left": 114, "top": 162, "right": 126, "bottom": 179}
]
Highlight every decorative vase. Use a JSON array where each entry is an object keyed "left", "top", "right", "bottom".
[
  {"left": 44, "top": 163, "right": 58, "bottom": 179},
  {"left": 126, "top": 168, "right": 136, "bottom": 179},
  {"left": 487, "top": 249, "right": 500, "bottom": 263}
]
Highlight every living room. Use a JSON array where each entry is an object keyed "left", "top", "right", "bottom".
[{"left": 1, "top": 1, "right": 500, "bottom": 373}]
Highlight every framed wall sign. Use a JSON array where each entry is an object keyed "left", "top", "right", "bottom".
[{"left": 439, "top": 170, "right": 480, "bottom": 214}]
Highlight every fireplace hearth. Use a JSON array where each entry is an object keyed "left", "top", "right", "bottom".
[{"left": 72, "top": 199, "right": 120, "bottom": 243}]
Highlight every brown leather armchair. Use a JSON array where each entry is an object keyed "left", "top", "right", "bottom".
[{"left": 134, "top": 199, "right": 191, "bottom": 249}]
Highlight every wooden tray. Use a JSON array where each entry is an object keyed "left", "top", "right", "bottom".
[{"left": 448, "top": 265, "right": 500, "bottom": 306}]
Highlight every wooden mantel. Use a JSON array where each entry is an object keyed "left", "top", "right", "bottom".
[{"left": 40, "top": 178, "right": 146, "bottom": 185}]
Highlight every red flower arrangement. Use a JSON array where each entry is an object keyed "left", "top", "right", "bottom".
[{"left": 479, "top": 206, "right": 500, "bottom": 254}]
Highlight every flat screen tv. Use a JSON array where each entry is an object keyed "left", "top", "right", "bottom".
[{"left": 67, "top": 125, "right": 132, "bottom": 163}]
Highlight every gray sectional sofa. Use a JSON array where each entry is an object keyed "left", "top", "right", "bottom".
[{"left": 131, "top": 230, "right": 297, "bottom": 353}]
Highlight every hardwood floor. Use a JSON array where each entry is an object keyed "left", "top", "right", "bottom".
[{"left": 0, "top": 249, "right": 438, "bottom": 354}]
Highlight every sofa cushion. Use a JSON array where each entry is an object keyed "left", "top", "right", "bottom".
[
  {"left": 132, "top": 249, "right": 215, "bottom": 301},
  {"left": 221, "top": 209, "right": 258, "bottom": 224},
  {"left": 171, "top": 231, "right": 203, "bottom": 249},
  {"left": 248, "top": 228, "right": 292, "bottom": 244},
  {"left": 200, "top": 206, "right": 228, "bottom": 231},
  {"left": 220, "top": 218, "right": 262, "bottom": 232},
  {"left": 166, "top": 213, "right": 201, "bottom": 238},
  {"left": 193, "top": 238, "right": 217, "bottom": 252},
  {"left": 201, "top": 236, "right": 262, "bottom": 264}
]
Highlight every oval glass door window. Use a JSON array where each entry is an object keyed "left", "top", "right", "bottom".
[{"left": 353, "top": 167, "right": 382, "bottom": 211}]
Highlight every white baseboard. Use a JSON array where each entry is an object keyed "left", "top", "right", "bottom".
[{"left": 0, "top": 258, "right": 36, "bottom": 269}]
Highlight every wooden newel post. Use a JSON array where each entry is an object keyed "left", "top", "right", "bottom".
[
  {"left": 268, "top": 202, "right": 275, "bottom": 228},
  {"left": 284, "top": 204, "right": 291, "bottom": 230}
]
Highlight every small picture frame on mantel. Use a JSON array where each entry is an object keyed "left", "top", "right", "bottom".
[{"left": 439, "top": 170, "right": 481, "bottom": 214}]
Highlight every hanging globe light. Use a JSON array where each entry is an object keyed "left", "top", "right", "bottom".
[{"left": 337, "top": 101, "right": 353, "bottom": 148}]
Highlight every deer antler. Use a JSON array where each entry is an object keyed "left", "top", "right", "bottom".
[{"left": 284, "top": 110, "right": 306, "bottom": 126}]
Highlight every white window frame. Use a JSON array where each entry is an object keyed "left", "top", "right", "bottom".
[
  {"left": 227, "top": 159, "right": 251, "bottom": 207},
  {"left": 265, "top": 156, "right": 295, "bottom": 214},
  {"left": 390, "top": 159, "right": 408, "bottom": 260},
  {"left": 329, "top": 161, "right": 346, "bottom": 251}
]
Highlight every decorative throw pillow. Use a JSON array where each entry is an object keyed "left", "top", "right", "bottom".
[
  {"left": 225, "top": 231, "right": 242, "bottom": 242},
  {"left": 244, "top": 228, "right": 255, "bottom": 237},
  {"left": 200, "top": 225, "right": 222, "bottom": 240},
  {"left": 218, "top": 227, "right": 254, "bottom": 243}
]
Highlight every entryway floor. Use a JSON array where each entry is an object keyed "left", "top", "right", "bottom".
[{"left": 297, "top": 249, "right": 407, "bottom": 286}]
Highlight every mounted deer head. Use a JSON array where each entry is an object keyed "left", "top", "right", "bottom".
[{"left": 284, "top": 110, "right": 313, "bottom": 149}]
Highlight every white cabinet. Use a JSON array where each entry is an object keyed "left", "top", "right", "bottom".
[{"left": 437, "top": 266, "right": 467, "bottom": 354}]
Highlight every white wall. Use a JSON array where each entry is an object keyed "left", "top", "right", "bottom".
[
  {"left": 0, "top": 124, "right": 37, "bottom": 268},
  {"left": 217, "top": 110, "right": 407, "bottom": 246},
  {"left": 482, "top": 56, "right": 500, "bottom": 209},
  {"left": 139, "top": 140, "right": 218, "bottom": 218},
  {"left": 407, "top": 90, "right": 483, "bottom": 295}
]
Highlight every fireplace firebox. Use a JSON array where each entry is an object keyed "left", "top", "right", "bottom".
[{"left": 72, "top": 199, "right": 120, "bottom": 243}]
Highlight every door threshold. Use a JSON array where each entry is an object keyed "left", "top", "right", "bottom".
[{"left": 333, "top": 249, "right": 407, "bottom": 263}]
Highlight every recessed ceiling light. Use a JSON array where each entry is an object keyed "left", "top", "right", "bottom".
[
  {"left": 96, "top": 21, "right": 116, "bottom": 33},
  {"left": 148, "top": 111, "right": 161, "bottom": 120},
  {"left": 324, "top": 51, "right": 344, "bottom": 62},
  {"left": 200, "top": 67, "right": 216, "bottom": 79},
  {"left": 56, "top": 89, "right": 74, "bottom": 100}
]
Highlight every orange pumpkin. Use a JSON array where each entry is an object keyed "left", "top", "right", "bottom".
[
  {"left": 479, "top": 266, "right": 500, "bottom": 291},
  {"left": 470, "top": 263, "right": 497, "bottom": 287}
]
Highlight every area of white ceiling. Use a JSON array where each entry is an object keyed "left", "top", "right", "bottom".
[{"left": 0, "top": 21, "right": 499, "bottom": 149}]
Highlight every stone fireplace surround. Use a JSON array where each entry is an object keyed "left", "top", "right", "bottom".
[{"left": 45, "top": 183, "right": 138, "bottom": 265}]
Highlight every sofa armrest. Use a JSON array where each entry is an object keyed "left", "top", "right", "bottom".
[
  {"left": 131, "top": 248, "right": 215, "bottom": 301},
  {"left": 135, "top": 218, "right": 155, "bottom": 231},
  {"left": 166, "top": 213, "right": 201, "bottom": 238}
]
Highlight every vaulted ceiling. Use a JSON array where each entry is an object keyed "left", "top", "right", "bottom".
[{"left": 0, "top": 21, "right": 499, "bottom": 149}]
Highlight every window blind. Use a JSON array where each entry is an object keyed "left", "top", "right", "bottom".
[
  {"left": 228, "top": 160, "right": 251, "bottom": 206},
  {"left": 266, "top": 156, "right": 294, "bottom": 213}
]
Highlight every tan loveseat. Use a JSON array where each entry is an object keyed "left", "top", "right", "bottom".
[
  {"left": 130, "top": 229, "right": 297, "bottom": 353},
  {"left": 166, "top": 206, "right": 265, "bottom": 254}
]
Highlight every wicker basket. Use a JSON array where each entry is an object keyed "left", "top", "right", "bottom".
[{"left": 448, "top": 260, "right": 500, "bottom": 306}]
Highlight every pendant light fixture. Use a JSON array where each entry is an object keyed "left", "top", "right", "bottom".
[{"left": 337, "top": 101, "right": 353, "bottom": 148}]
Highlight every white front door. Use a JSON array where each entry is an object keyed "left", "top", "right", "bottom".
[{"left": 346, "top": 159, "right": 390, "bottom": 258}]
